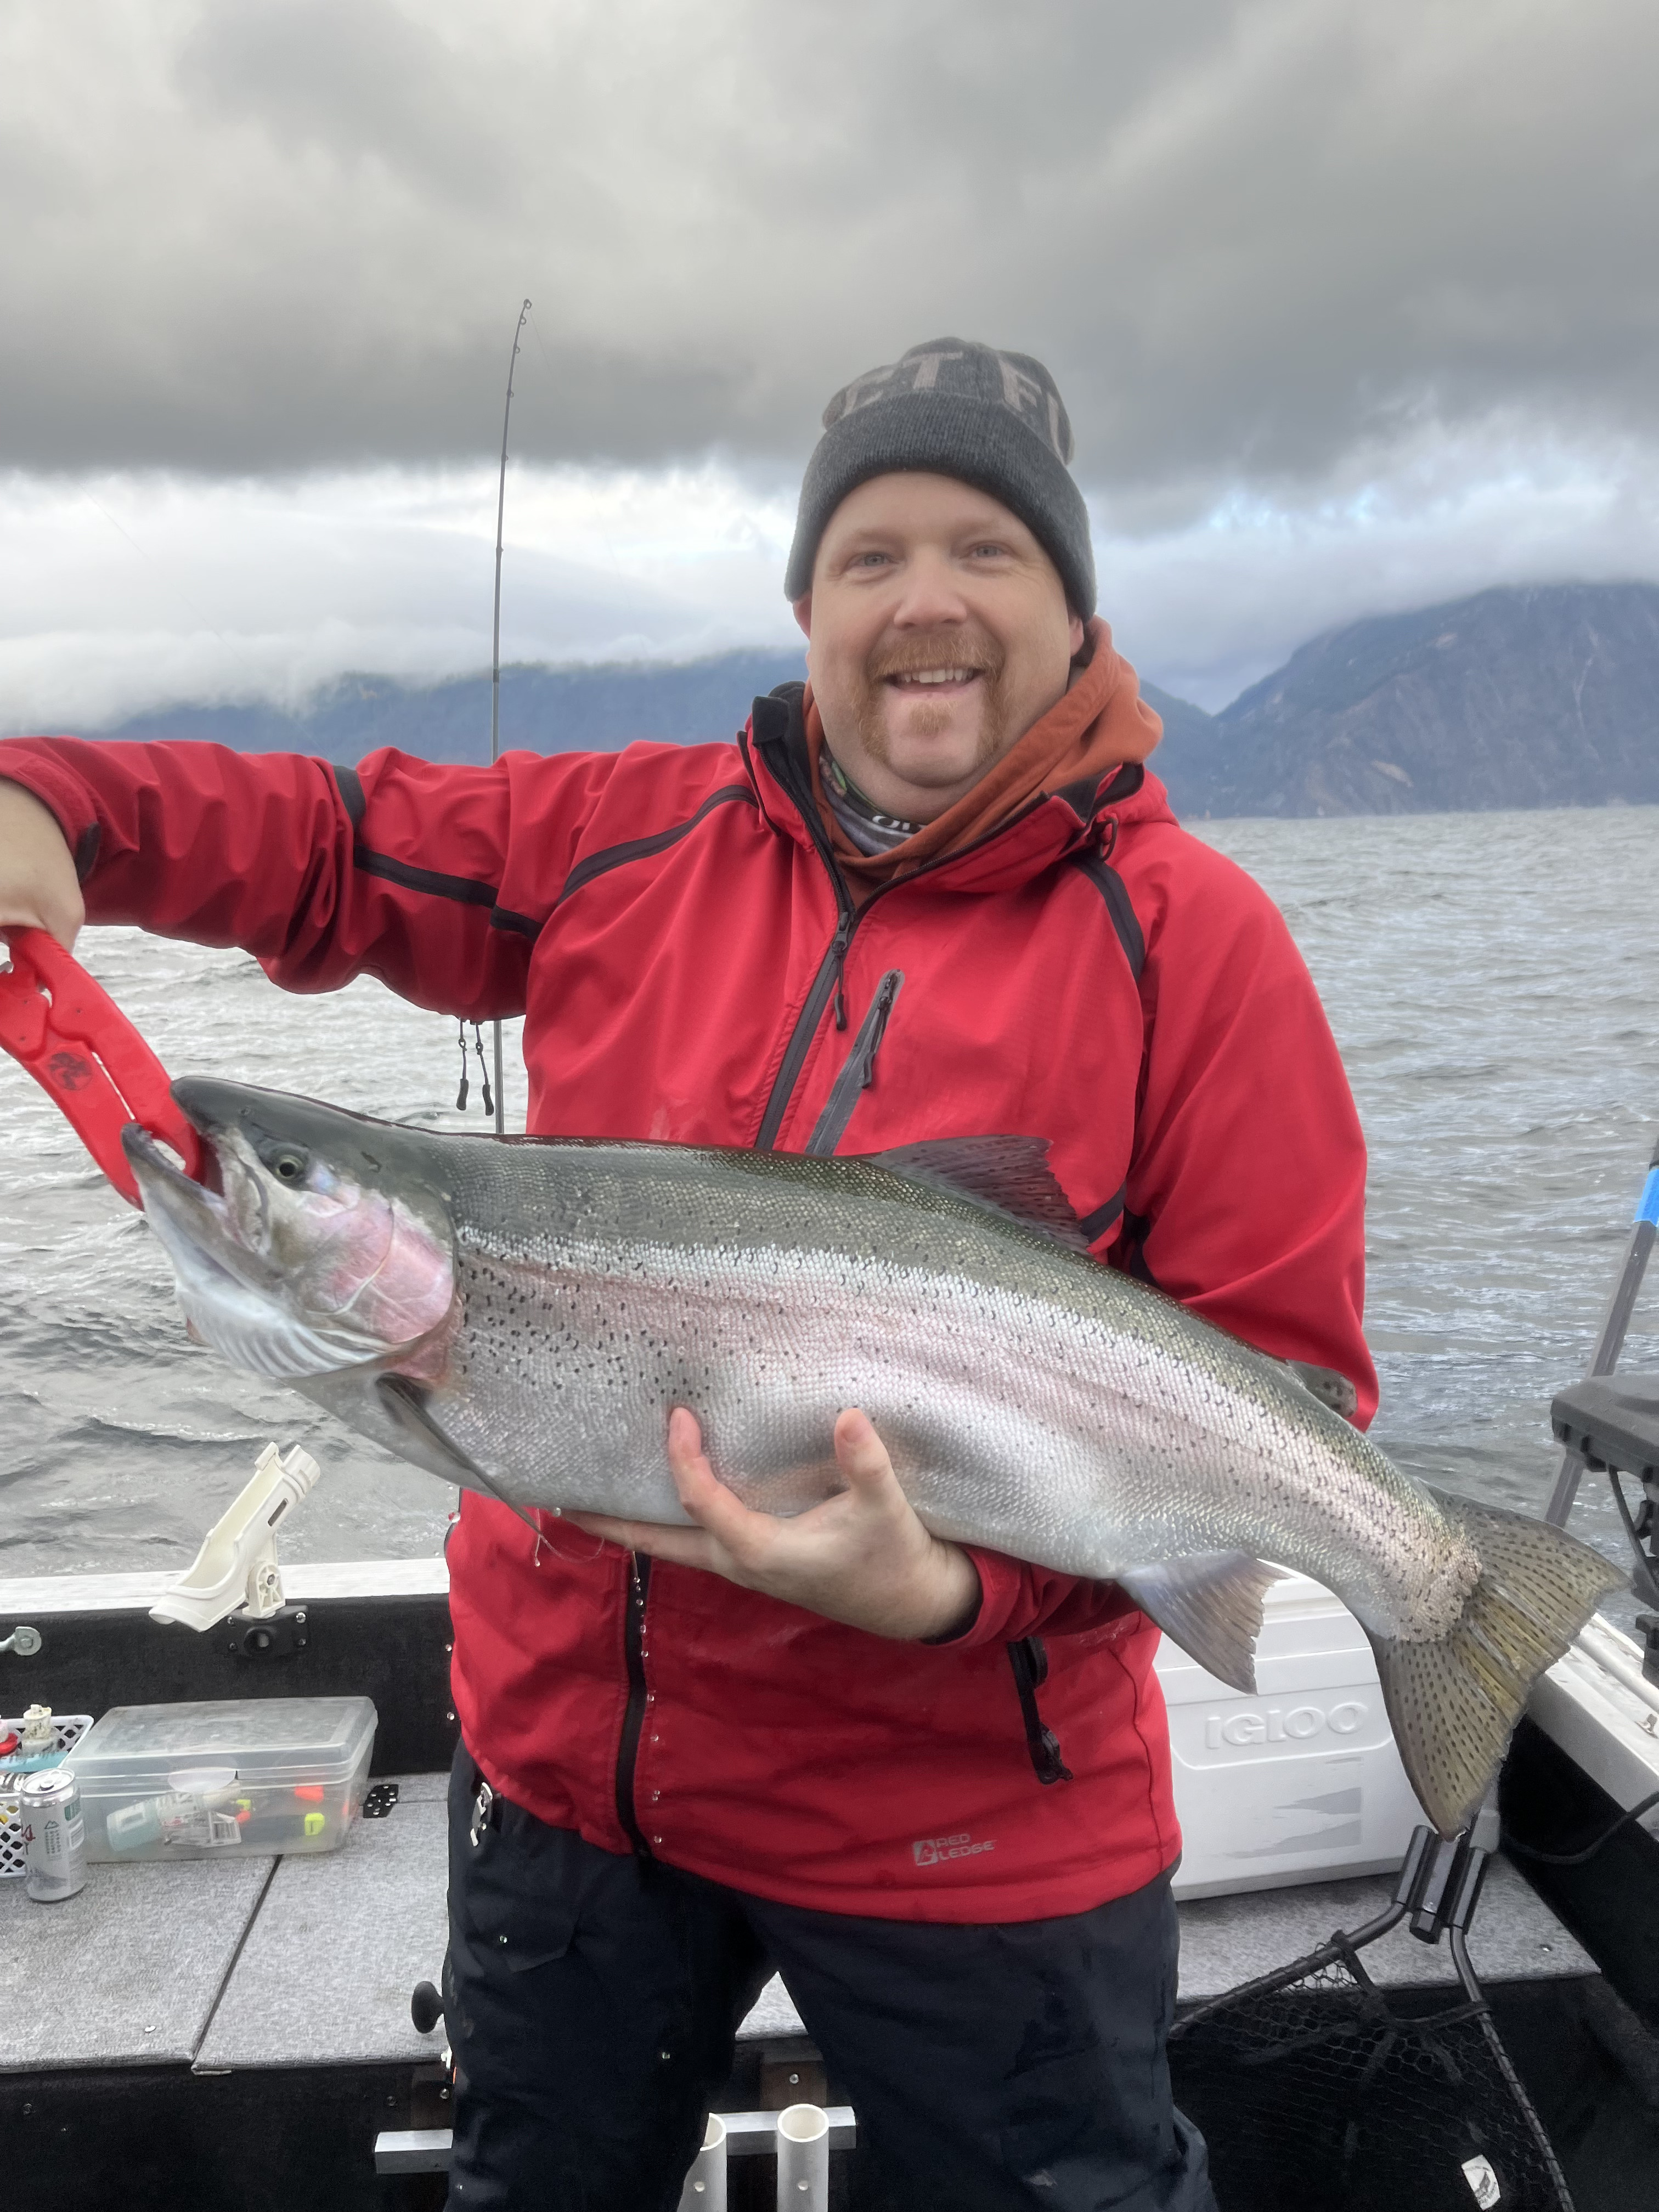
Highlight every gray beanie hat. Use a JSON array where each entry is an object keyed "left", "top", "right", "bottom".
[{"left": 784, "top": 337, "right": 1095, "bottom": 616}]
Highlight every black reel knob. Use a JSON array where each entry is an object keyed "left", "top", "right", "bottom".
[{"left": 411, "top": 1979, "right": 444, "bottom": 2035}]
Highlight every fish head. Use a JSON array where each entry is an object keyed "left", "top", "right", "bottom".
[{"left": 122, "top": 1077, "right": 458, "bottom": 1381}]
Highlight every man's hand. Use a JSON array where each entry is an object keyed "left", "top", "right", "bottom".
[
  {"left": 0, "top": 780, "right": 83, "bottom": 950},
  {"left": 568, "top": 1407, "right": 982, "bottom": 1643}
]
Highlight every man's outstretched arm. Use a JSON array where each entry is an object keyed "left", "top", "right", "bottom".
[{"left": 0, "top": 736, "right": 612, "bottom": 1020}]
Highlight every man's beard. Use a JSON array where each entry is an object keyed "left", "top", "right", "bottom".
[{"left": 854, "top": 624, "right": 1009, "bottom": 772}]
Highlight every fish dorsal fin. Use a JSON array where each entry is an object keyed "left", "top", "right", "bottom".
[
  {"left": 1115, "top": 1552, "right": 1285, "bottom": 1694},
  {"left": 1276, "top": 1358, "right": 1360, "bottom": 1421},
  {"left": 866, "top": 1136, "right": 1090, "bottom": 1252}
]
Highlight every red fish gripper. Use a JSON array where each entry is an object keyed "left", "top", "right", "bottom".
[{"left": 0, "top": 926, "right": 205, "bottom": 1206}]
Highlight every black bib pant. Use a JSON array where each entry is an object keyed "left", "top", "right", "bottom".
[{"left": 443, "top": 1751, "right": 1216, "bottom": 2212}]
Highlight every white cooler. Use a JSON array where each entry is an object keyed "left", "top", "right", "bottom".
[{"left": 1153, "top": 1571, "right": 1425, "bottom": 1898}]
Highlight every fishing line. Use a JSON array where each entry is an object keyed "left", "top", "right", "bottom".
[
  {"left": 81, "top": 490, "right": 265, "bottom": 683},
  {"left": 528, "top": 1508, "right": 608, "bottom": 1568},
  {"left": 524, "top": 301, "right": 558, "bottom": 386}
]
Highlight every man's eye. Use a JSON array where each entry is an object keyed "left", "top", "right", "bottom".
[{"left": 968, "top": 542, "right": 1009, "bottom": 559}]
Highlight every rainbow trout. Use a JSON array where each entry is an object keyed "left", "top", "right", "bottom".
[{"left": 126, "top": 1077, "right": 1619, "bottom": 1837}]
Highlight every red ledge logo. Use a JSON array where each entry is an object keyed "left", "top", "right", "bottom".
[
  {"left": 47, "top": 1051, "right": 94, "bottom": 1092},
  {"left": 912, "top": 1832, "right": 996, "bottom": 1867}
]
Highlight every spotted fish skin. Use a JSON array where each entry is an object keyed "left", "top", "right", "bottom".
[{"left": 125, "top": 1078, "right": 1622, "bottom": 1838}]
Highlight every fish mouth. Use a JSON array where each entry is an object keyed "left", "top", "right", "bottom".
[
  {"left": 122, "top": 1121, "right": 278, "bottom": 1296},
  {"left": 122, "top": 1104, "right": 452, "bottom": 1383},
  {"left": 123, "top": 1121, "right": 346, "bottom": 1378}
]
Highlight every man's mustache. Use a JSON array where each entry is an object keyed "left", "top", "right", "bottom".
[{"left": 866, "top": 628, "right": 1007, "bottom": 685}]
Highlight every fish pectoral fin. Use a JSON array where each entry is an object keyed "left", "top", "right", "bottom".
[
  {"left": 375, "top": 1375, "right": 541, "bottom": 1538},
  {"left": 1115, "top": 1553, "right": 1285, "bottom": 1694},
  {"left": 376, "top": 1374, "right": 479, "bottom": 1481},
  {"left": 866, "top": 1135, "right": 1090, "bottom": 1252}
]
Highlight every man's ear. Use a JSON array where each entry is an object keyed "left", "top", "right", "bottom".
[
  {"left": 1067, "top": 610, "right": 1086, "bottom": 657},
  {"left": 792, "top": 592, "right": 812, "bottom": 640}
]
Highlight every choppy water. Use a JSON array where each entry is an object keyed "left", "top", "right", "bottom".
[{"left": 3, "top": 806, "right": 1658, "bottom": 1625}]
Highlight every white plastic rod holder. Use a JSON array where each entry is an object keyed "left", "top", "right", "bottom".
[
  {"left": 149, "top": 1443, "right": 322, "bottom": 1632},
  {"left": 678, "top": 2112, "right": 727, "bottom": 2211},
  {"left": 775, "top": 2104, "right": 829, "bottom": 2211}
]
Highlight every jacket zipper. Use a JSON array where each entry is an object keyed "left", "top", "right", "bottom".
[
  {"left": 750, "top": 729, "right": 1089, "bottom": 1155},
  {"left": 754, "top": 828, "right": 859, "bottom": 1151},
  {"left": 805, "top": 968, "right": 904, "bottom": 1158},
  {"left": 1007, "top": 1635, "right": 1074, "bottom": 1786},
  {"left": 614, "top": 1551, "right": 654, "bottom": 1857}
]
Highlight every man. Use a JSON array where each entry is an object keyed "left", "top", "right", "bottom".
[{"left": 0, "top": 340, "right": 1373, "bottom": 2210}]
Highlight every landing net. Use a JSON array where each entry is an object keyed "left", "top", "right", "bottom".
[{"left": 1169, "top": 1931, "right": 1572, "bottom": 2212}]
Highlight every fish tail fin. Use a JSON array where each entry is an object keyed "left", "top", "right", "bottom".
[{"left": 1368, "top": 1488, "right": 1623, "bottom": 1837}]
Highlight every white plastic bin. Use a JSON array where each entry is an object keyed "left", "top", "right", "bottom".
[
  {"left": 73, "top": 1696, "right": 376, "bottom": 1863},
  {"left": 1154, "top": 1573, "right": 1424, "bottom": 1898}
]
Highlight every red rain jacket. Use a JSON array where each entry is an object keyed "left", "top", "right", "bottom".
[{"left": 0, "top": 691, "right": 1374, "bottom": 1922}]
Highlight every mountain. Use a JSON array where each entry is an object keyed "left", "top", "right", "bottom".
[
  {"left": 32, "top": 582, "right": 1659, "bottom": 817},
  {"left": 1154, "top": 583, "right": 1659, "bottom": 818},
  {"left": 1139, "top": 682, "right": 1228, "bottom": 815},
  {"left": 86, "top": 648, "right": 810, "bottom": 763}
]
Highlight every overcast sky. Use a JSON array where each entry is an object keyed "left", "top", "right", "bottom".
[{"left": 3, "top": 0, "right": 1656, "bottom": 726}]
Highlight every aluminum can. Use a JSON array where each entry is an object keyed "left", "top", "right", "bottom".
[{"left": 21, "top": 1768, "right": 86, "bottom": 1901}]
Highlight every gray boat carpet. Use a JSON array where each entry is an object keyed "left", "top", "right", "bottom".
[
  {"left": 0, "top": 1852, "right": 276, "bottom": 2072},
  {"left": 195, "top": 1781, "right": 449, "bottom": 2070},
  {"left": 1175, "top": 1858, "right": 1594, "bottom": 2001},
  {"left": 2, "top": 1785, "right": 1598, "bottom": 2076}
]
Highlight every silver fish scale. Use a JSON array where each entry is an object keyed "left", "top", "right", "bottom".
[{"left": 389, "top": 1142, "right": 1463, "bottom": 1640}]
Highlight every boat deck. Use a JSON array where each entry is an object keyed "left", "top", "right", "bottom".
[
  {"left": 0, "top": 1776, "right": 1595, "bottom": 2081},
  {"left": 9, "top": 1564, "right": 1659, "bottom": 2205}
]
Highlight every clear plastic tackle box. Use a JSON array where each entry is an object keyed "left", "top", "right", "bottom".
[{"left": 72, "top": 1696, "right": 377, "bottom": 1863}]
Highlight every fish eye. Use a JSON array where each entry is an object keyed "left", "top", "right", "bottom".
[{"left": 257, "top": 1140, "right": 311, "bottom": 1184}]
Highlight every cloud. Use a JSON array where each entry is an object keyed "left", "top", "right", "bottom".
[
  {"left": 0, "top": 460, "right": 804, "bottom": 730},
  {"left": 2, "top": 0, "right": 1656, "bottom": 489},
  {"left": 1098, "top": 414, "right": 1659, "bottom": 706},
  {"left": 4, "top": 412, "right": 1656, "bottom": 731},
  {"left": 3, "top": 4, "right": 1656, "bottom": 731}
]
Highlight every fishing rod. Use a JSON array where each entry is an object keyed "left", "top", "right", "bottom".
[{"left": 486, "top": 296, "right": 532, "bottom": 1138}]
